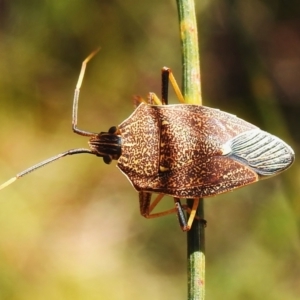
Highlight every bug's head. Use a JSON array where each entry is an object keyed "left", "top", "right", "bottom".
[
  {"left": 88, "top": 126, "right": 122, "bottom": 164},
  {"left": 0, "top": 49, "right": 124, "bottom": 191}
]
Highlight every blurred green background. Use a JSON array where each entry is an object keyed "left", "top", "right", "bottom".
[{"left": 0, "top": 0, "right": 299, "bottom": 299}]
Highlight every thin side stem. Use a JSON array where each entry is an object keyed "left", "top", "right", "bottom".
[{"left": 176, "top": 0, "right": 205, "bottom": 300}]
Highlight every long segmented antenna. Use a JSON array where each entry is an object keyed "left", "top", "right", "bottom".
[
  {"left": 0, "top": 49, "right": 101, "bottom": 190},
  {"left": 0, "top": 149, "right": 94, "bottom": 190},
  {"left": 72, "top": 48, "right": 100, "bottom": 136}
]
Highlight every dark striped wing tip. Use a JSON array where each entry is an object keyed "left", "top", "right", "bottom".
[{"left": 223, "top": 129, "right": 295, "bottom": 177}]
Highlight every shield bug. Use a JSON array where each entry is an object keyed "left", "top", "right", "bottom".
[{"left": 0, "top": 50, "right": 295, "bottom": 231}]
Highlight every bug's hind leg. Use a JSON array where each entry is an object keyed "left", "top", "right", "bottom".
[
  {"left": 186, "top": 198, "right": 200, "bottom": 230},
  {"left": 174, "top": 198, "right": 200, "bottom": 231},
  {"left": 139, "top": 192, "right": 200, "bottom": 231},
  {"left": 139, "top": 192, "right": 178, "bottom": 219},
  {"left": 174, "top": 198, "right": 188, "bottom": 231}
]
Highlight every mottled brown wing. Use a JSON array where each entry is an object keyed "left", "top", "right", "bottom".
[
  {"left": 125, "top": 156, "right": 258, "bottom": 198},
  {"left": 156, "top": 104, "right": 259, "bottom": 144},
  {"left": 117, "top": 104, "right": 294, "bottom": 198}
]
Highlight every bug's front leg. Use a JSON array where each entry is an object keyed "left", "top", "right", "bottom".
[
  {"left": 133, "top": 92, "right": 162, "bottom": 107},
  {"left": 161, "top": 67, "right": 185, "bottom": 104},
  {"left": 134, "top": 66, "right": 174, "bottom": 107}
]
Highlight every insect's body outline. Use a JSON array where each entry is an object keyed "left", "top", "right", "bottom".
[{"left": 0, "top": 52, "right": 295, "bottom": 231}]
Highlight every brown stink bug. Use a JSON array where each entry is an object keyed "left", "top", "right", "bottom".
[{"left": 0, "top": 50, "right": 295, "bottom": 231}]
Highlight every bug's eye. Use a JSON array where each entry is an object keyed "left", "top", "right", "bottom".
[
  {"left": 108, "top": 126, "right": 117, "bottom": 134},
  {"left": 103, "top": 155, "right": 112, "bottom": 165}
]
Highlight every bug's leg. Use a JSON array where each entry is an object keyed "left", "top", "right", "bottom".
[
  {"left": 133, "top": 95, "right": 147, "bottom": 108},
  {"left": 173, "top": 198, "right": 201, "bottom": 231},
  {"left": 139, "top": 192, "right": 178, "bottom": 219},
  {"left": 144, "top": 66, "right": 173, "bottom": 106},
  {"left": 186, "top": 198, "right": 200, "bottom": 230},
  {"left": 148, "top": 92, "right": 163, "bottom": 105},
  {"left": 162, "top": 67, "right": 185, "bottom": 104},
  {"left": 174, "top": 198, "right": 188, "bottom": 231},
  {"left": 161, "top": 67, "right": 169, "bottom": 105},
  {"left": 135, "top": 93, "right": 162, "bottom": 106},
  {"left": 145, "top": 66, "right": 176, "bottom": 106}
]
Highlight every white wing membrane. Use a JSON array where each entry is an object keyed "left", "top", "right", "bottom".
[{"left": 224, "top": 129, "right": 295, "bottom": 176}]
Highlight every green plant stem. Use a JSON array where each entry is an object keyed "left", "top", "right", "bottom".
[
  {"left": 176, "top": 0, "right": 201, "bottom": 105},
  {"left": 176, "top": 0, "right": 205, "bottom": 299}
]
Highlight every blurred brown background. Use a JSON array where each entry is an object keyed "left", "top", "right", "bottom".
[{"left": 0, "top": 0, "right": 299, "bottom": 299}]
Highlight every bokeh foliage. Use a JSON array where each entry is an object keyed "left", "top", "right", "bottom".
[{"left": 0, "top": 0, "right": 299, "bottom": 299}]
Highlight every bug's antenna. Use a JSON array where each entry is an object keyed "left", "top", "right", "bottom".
[
  {"left": 0, "top": 48, "right": 103, "bottom": 191},
  {"left": 72, "top": 48, "right": 101, "bottom": 137},
  {"left": 0, "top": 148, "right": 95, "bottom": 190}
]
